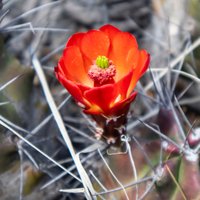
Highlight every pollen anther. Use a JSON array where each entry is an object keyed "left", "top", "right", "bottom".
[{"left": 96, "top": 56, "right": 109, "bottom": 69}]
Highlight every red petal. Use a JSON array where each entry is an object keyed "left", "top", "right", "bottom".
[
  {"left": 55, "top": 66, "right": 60, "bottom": 80},
  {"left": 127, "top": 50, "right": 150, "bottom": 96},
  {"left": 137, "top": 50, "right": 150, "bottom": 76},
  {"left": 126, "top": 48, "right": 140, "bottom": 70},
  {"left": 109, "top": 92, "right": 137, "bottom": 116},
  {"left": 62, "top": 46, "right": 92, "bottom": 86},
  {"left": 109, "top": 32, "right": 138, "bottom": 80},
  {"left": 55, "top": 68, "right": 89, "bottom": 106},
  {"left": 100, "top": 24, "right": 120, "bottom": 39},
  {"left": 76, "top": 83, "right": 91, "bottom": 94},
  {"left": 66, "top": 32, "right": 85, "bottom": 47},
  {"left": 81, "top": 30, "right": 110, "bottom": 62},
  {"left": 84, "top": 84, "right": 118, "bottom": 114},
  {"left": 83, "top": 105, "right": 103, "bottom": 115},
  {"left": 115, "top": 70, "right": 133, "bottom": 99},
  {"left": 66, "top": 32, "right": 92, "bottom": 72},
  {"left": 57, "top": 57, "right": 73, "bottom": 80}
]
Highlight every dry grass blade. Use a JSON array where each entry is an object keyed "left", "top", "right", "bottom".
[
  {"left": 166, "top": 165, "right": 187, "bottom": 200},
  {"left": 0, "top": 75, "right": 22, "bottom": 91},
  {"left": 132, "top": 135, "right": 154, "bottom": 171},
  {"left": 138, "top": 179, "right": 155, "bottom": 200},
  {"left": 0, "top": 115, "right": 29, "bottom": 134},
  {"left": 32, "top": 54, "right": 96, "bottom": 200},
  {"left": 149, "top": 68, "right": 200, "bottom": 84},
  {"left": 2, "top": 1, "right": 62, "bottom": 28},
  {"left": 3, "top": 26, "right": 71, "bottom": 33},
  {"left": 122, "top": 136, "right": 139, "bottom": 200},
  {"left": 0, "top": 101, "right": 10, "bottom": 106},
  {"left": 127, "top": 108, "right": 159, "bottom": 131},
  {"left": 95, "top": 176, "right": 154, "bottom": 196},
  {"left": 0, "top": 120, "right": 81, "bottom": 182},
  {"left": 137, "top": 118, "right": 185, "bottom": 152},
  {"left": 98, "top": 148, "right": 130, "bottom": 200},
  {"left": 30, "top": 95, "right": 71, "bottom": 136},
  {"left": 145, "top": 37, "right": 200, "bottom": 91},
  {"left": 41, "top": 150, "right": 97, "bottom": 190},
  {"left": 66, "top": 124, "right": 97, "bottom": 143},
  {"left": 59, "top": 188, "right": 85, "bottom": 193}
]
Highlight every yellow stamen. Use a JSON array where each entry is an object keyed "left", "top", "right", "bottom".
[{"left": 96, "top": 56, "right": 109, "bottom": 69}]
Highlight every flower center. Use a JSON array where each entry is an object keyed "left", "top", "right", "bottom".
[
  {"left": 96, "top": 56, "right": 109, "bottom": 69},
  {"left": 88, "top": 56, "right": 116, "bottom": 86}
]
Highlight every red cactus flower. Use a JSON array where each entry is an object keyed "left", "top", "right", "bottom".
[{"left": 55, "top": 24, "right": 150, "bottom": 116}]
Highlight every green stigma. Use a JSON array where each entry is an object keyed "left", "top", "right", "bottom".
[{"left": 96, "top": 56, "right": 109, "bottom": 69}]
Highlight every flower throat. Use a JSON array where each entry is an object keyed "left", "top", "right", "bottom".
[{"left": 88, "top": 56, "right": 116, "bottom": 86}]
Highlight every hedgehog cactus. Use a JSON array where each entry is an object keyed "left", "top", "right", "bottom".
[
  {"left": 0, "top": 1, "right": 200, "bottom": 199},
  {"left": 55, "top": 25, "right": 200, "bottom": 199},
  {"left": 97, "top": 108, "right": 200, "bottom": 200}
]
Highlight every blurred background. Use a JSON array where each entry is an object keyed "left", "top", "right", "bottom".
[{"left": 0, "top": 0, "right": 200, "bottom": 199}]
